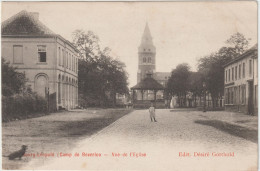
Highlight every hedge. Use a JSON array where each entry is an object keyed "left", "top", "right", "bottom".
[{"left": 2, "top": 93, "right": 47, "bottom": 122}]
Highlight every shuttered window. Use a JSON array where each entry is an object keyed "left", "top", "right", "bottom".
[{"left": 13, "top": 45, "right": 23, "bottom": 63}]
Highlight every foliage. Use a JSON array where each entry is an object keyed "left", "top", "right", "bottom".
[
  {"left": 188, "top": 72, "right": 204, "bottom": 97},
  {"left": 72, "top": 30, "right": 129, "bottom": 107},
  {"left": 167, "top": 63, "right": 191, "bottom": 96},
  {"left": 2, "top": 58, "right": 30, "bottom": 96},
  {"left": 2, "top": 92, "right": 47, "bottom": 122},
  {"left": 72, "top": 30, "right": 100, "bottom": 60},
  {"left": 225, "top": 32, "right": 251, "bottom": 55},
  {"left": 2, "top": 58, "right": 48, "bottom": 122}
]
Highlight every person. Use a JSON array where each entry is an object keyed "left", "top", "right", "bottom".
[{"left": 149, "top": 102, "right": 157, "bottom": 122}]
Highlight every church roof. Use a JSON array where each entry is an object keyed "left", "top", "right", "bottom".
[
  {"left": 143, "top": 23, "right": 152, "bottom": 39},
  {"left": 140, "top": 22, "right": 154, "bottom": 45},
  {"left": 131, "top": 75, "right": 165, "bottom": 90},
  {"left": 155, "top": 72, "right": 171, "bottom": 81}
]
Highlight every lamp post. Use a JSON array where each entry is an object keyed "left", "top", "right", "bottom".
[{"left": 203, "top": 82, "right": 206, "bottom": 112}]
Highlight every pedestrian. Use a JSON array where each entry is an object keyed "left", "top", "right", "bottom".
[{"left": 149, "top": 102, "right": 157, "bottom": 122}]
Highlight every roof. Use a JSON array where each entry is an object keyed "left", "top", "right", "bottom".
[
  {"left": 1, "top": 10, "right": 79, "bottom": 53},
  {"left": 155, "top": 72, "right": 171, "bottom": 81},
  {"left": 223, "top": 44, "right": 258, "bottom": 67},
  {"left": 131, "top": 75, "right": 165, "bottom": 90},
  {"left": 140, "top": 23, "right": 154, "bottom": 45},
  {"left": 2, "top": 10, "right": 54, "bottom": 35}
]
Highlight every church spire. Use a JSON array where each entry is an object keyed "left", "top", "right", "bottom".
[{"left": 141, "top": 22, "right": 153, "bottom": 45}]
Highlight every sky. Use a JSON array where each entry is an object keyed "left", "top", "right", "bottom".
[{"left": 1, "top": 1, "right": 257, "bottom": 87}]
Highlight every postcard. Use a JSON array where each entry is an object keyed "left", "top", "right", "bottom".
[{"left": 1, "top": 1, "right": 258, "bottom": 170}]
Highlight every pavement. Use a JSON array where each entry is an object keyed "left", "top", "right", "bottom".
[{"left": 23, "top": 109, "right": 258, "bottom": 171}]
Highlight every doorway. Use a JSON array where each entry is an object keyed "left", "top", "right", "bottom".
[{"left": 248, "top": 81, "right": 254, "bottom": 115}]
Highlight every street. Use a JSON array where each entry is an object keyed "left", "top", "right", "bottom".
[{"left": 23, "top": 109, "right": 258, "bottom": 170}]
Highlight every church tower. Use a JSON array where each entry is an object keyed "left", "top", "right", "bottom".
[{"left": 137, "top": 23, "right": 156, "bottom": 83}]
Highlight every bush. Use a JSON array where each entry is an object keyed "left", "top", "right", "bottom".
[{"left": 2, "top": 93, "right": 47, "bottom": 122}]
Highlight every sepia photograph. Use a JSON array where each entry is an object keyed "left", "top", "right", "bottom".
[{"left": 1, "top": 1, "right": 258, "bottom": 170}]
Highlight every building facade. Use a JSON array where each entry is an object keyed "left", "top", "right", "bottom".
[
  {"left": 223, "top": 44, "right": 258, "bottom": 115},
  {"left": 136, "top": 23, "right": 170, "bottom": 100},
  {"left": 1, "top": 10, "right": 79, "bottom": 110}
]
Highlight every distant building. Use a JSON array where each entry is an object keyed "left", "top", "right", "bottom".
[
  {"left": 223, "top": 44, "right": 258, "bottom": 115},
  {"left": 136, "top": 23, "right": 170, "bottom": 101},
  {"left": 1, "top": 10, "right": 79, "bottom": 110}
]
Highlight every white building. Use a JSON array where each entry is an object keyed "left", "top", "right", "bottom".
[
  {"left": 1, "top": 10, "right": 79, "bottom": 110},
  {"left": 223, "top": 44, "right": 258, "bottom": 115}
]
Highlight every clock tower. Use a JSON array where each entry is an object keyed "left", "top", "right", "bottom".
[{"left": 137, "top": 23, "right": 156, "bottom": 83}]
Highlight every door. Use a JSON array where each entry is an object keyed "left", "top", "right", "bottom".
[{"left": 248, "top": 81, "right": 254, "bottom": 115}]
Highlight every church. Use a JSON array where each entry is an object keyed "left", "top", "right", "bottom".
[{"left": 131, "top": 23, "right": 171, "bottom": 107}]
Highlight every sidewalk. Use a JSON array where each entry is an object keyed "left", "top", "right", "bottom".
[{"left": 198, "top": 111, "right": 258, "bottom": 130}]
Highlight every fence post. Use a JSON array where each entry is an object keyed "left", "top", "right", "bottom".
[{"left": 45, "top": 87, "right": 49, "bottom": 113}]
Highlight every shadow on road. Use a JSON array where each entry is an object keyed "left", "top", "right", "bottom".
[
  {"left": 195, "top": 119, "right": 258, "bottom": 143},
  {"left": 170, "top": 109, "right": 197, "bottom": 112}
]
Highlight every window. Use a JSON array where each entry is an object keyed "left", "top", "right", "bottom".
[
  {"left": 234, "top": 87, "right": 237, "bottom": 104},
  {"left": 228, "top": 69, "right": 230, "bottom": 81},
  {"left": 13, "top": 45, "right": 23, "bottom": 63},
  {"left": 231, "top": 87, "right": 234, "bottom": 104},
  {"left": 225, "top": 88, "right": 228, "bottom": 104},
  {"left": 243, "top": 63, "right": 245, "bottom": 78},
  {"left": 76, "top": 58, "right": 78, "bottom": 73},
  {"left": 58, "top": 47, "right": 61, "bottom": 66},
  {"left": 148, "top": 57, "right": 151, "bottom": 63},
  {"left": 232, "top": 67, "right": 234, "bottom": 81},
  {"left": 225, "top": 70, "right": 227, "bottom": 82},
  {"left": 70, "top": 54, "right": 72, "bottom": 70},
  {"left": 241, "top": 85, "right": 246, "bottom": 104},
  {"left": 238, "top": 86, "right": 241, "bottom": 104},
  {"left": 257, "top": 60, "right": 258, "bottom": 78},
  {"left": 227, "top": 88, "right": 230, "bottom": 104},
  {"left": 249, "top": 59, "right": 252, "bottom": 76},
  {"left": 66, "top": 52, "right": 69, "bottom": 68},
  {"left": 69, "top": 53, "right": 71, "bottom": 69},
  {"left": 71, "top": 55, "right": 75, "bottom": 71},
  {"left": 239, "top": 64, "right": 241, "bottom": 79},
  {"left": 143, "top": 57, "right": 146, "bottom": 63},
  {"left": 62, "top": 49, "right": 64, "bottom": 67},
  {"left": 38, "top": 45, "right": 46, "bottom": 63},
  {"left": 235, "top": 66, "right": 237, "bottom": 80}
]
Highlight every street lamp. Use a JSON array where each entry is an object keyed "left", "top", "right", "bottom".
[{"left": 203, "top": 82, "right": 206, "bottom": 112}]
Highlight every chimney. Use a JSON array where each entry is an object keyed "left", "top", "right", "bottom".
[{"left": 30, "top": 12, "right": 39, "bottom": 20}]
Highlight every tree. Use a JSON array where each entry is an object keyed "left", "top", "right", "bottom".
[
  {"left": 2, "top": 58, "right": 29, "bottom": 96},
  {"left": 225, "top": 32, "right": 251, "bottom": 55},
  {"left": 188, "top": 72, "right": 204, "bottom": 106},
  {"left": 72, "top": 30, "right": 129, "bottom": 107},
  {"left": 167, "top": 63, "right": 191, "bottom": 107},
  {"left": 72, "top": 29, "right": 101, "bottom": 60}
]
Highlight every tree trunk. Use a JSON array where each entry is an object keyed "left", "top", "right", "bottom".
[{"left": 195, "top": 94, "right": 197, "bottom": 107}]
